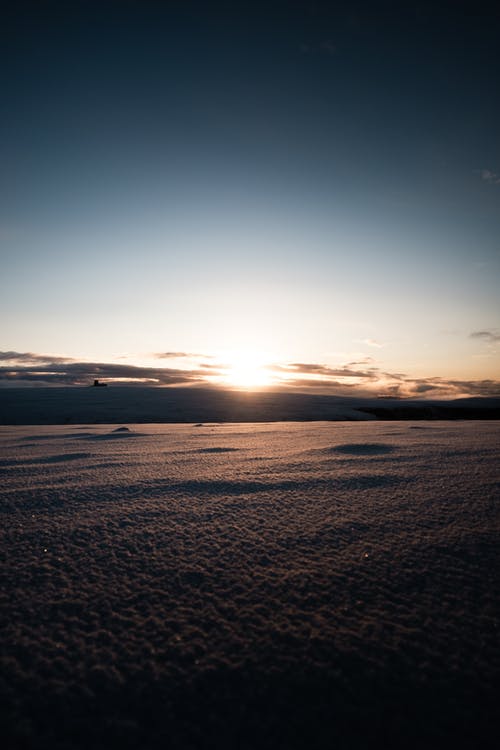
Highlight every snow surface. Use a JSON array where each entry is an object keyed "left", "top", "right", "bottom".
[{"left": 1, "top": 421, "right": 499, "bottom": 749}]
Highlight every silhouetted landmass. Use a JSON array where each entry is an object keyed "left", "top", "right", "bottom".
[
  {"left": 357, "top": 399, "right": 500, "bottom": 420},
  {"left": 0, "top": 387, "right": 499, "bottom": 424}
]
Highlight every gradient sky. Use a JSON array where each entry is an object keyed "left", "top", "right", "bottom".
[{"left": 1, "top": 1, "right": 499, "bottom": 396}]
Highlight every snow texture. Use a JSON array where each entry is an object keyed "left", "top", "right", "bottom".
[{"left": 1, "top": 421, "right": 499, "bottom": 749}]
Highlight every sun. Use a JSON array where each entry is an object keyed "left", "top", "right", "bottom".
[{"left": 221, "top": 350, "right": 274, "bottom": 389}]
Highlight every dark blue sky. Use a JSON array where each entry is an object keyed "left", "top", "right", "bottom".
[{"left": 1, "top": 1, "right": 499, "bottom": 393}]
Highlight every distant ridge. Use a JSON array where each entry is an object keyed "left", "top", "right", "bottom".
[{"left": 1, "top": 387, "right": 499, "bottom": 424}]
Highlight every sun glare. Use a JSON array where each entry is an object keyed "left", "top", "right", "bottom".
[{"left": 221, "top": 350, "right": 275, "bottom": 389}]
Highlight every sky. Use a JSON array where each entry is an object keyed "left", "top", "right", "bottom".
[{"left": 1, "top": 0, "right": 499, "bottom": 397}]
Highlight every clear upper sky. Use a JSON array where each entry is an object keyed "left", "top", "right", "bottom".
[{"left": 1, "top": 1, "right": 499, "bottom": 396}]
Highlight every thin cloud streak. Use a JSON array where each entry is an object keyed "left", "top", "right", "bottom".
[
  {"left": 154, "top": 352, "right": 211, "bottom": 359},
  {"left": 479, "top": 169, "right": 500, "bottom": 185},
  {"left": 0, "top": 351, "right": 74, "bottom": 364},
  {"left": 354, "top": 339, "right": 386, "bottom": 348},
  {"left": 346, "top": 358, "right": 374, "bottom": 366},
  {"left": 470, "top": 330, "right": 500, "bottom": 343},
  {"left": 273, "top": 363, "right": 377, "bottom": 379}
]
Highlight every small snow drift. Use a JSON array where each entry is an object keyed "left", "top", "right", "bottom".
[
  {"left": 196, "top": 447, "right": 240, "bottom": 453},
  {"left": 331, "top": 443, "right": 395, "bottom": 455},
  {"left": 84, "top": 428, "right": 140, "bottom": 440}
]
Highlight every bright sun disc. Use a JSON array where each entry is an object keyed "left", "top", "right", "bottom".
[{"left": 222, "top": 351, "right": 274, "bottom": 389}]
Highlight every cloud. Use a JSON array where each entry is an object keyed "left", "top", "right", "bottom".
[
  {"left": 470, "top": 330, "right": 500, "bottom": 343},
  {"left": 272, "top": 363, "right": 377, "bottom": 379},
  {"left": 154, "top": 352, "right": 209, "bottom": 359},
  {"left": 320, "top": 40, "right": 336, "bottom": 55},
  {"left": 412, "top": 383, "right": 440, "bottom": 394},
  {"left": 0, "top": 351, "right": 73, "bottom": 364},
  {"left": 479, "top": 169, "right": 500, "bottom": 185},
  {"left": 442, "top": 379, "right": 500, "bottom": 397},
  {"left": 299, "top": 39, "right": 336, "bottom": 56},
  {"left": 198, "top": 362, "right": 224, "bottom": 370},
  {"left": 2, "top": 352, "right": 499, "bottom": 398},
  {"left": 276, "top": 362, "right": 500, "bottom": 399},
  {"left": 355, "top": 339, "right": 385, "bottom": 348},
  {"left": 0, "top": 353, "right": 222, "bottom": 386},
  {"left": 346, "top": 357, "right": 374, "bottom": 366},
  {"left": 378, "top": 377, "right": 500, "bottom": 399},
  {"left": 282, "top": 378, "right": 360, "bottom": 392}
]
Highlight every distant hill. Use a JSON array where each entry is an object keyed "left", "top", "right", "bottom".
[{"left": 1, "top": 387, "right": 499, "bottom": 424}]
